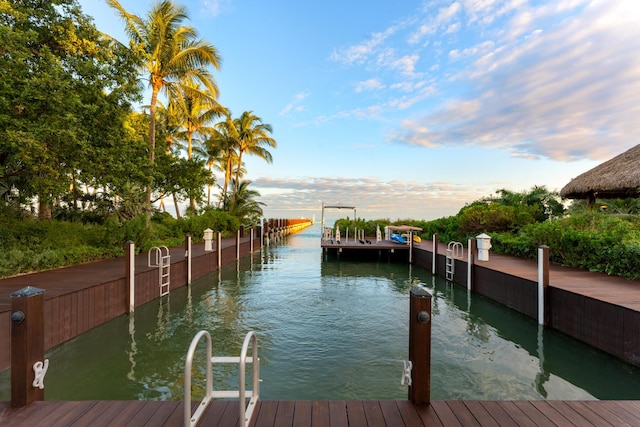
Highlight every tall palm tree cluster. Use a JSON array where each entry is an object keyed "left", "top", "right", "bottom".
[{"left": 107, "top": 0, "right": 275, "bottom": 220}]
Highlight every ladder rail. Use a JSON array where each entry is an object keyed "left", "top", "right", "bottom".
[
  {"left": 184, "top": 331, "right": 212, "bottom": 427},
  {"left": 445, "top": 241, "right": 464, "bottom": 281},
  {"left": 184, "top": 331, "right": 260, "bottom": 427},
  {"left": 149, "top": 246, "right": 171, "bottom": 296}
]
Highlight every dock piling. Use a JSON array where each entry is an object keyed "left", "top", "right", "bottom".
[
  {"left": 11, "top": 286, "right": 45, "bottom": 407},
  {"left": 408, "top": 287, "right": 432, "bottom": 405}
]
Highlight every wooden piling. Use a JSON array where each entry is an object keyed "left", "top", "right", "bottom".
[
  {"left": 11, "top": 286, "right": 45, "bottom": 407},
  {"left": 408, "top": 287, "right": 432, "bottom": 405}
]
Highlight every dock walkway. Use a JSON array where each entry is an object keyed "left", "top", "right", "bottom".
[
  {"left": 2, "top": 236, "right": 640, "bottom": 425},
  {"left": 3, "top": 398, "right": 640, "bottom": 426}
]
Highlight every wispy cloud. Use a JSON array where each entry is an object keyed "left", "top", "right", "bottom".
[
  {"left": 391, "top": 0, "right": 640, "bottom": 162},
  {"left": 409, "top": 1, "right": 463, "bottom": 43},
  {"left": 329, "top": 27, "right": 398, "bottom": 65},
  {"left": 355, "top": 78, "right": 385, "bottom": 93},
  {"left": 199, "top": 0, "right": 230, "bottom": 16},
  {"left": 279, "top": 91, "right": 311, "bottom": 116}
]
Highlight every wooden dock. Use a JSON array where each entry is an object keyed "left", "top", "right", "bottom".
[
  {"left": 3, "top": 398, "right": 640, "bottom": 426},
  {"left": 321, "top": 237, "right": 410, "bottom": 251},
  {"left": 3, "top": 230, "right": 640, "bottom": 425}
]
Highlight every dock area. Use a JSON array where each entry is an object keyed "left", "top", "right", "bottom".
[
  {"left": 321, "top": 237, "right": 410, "bottom": 251},
  {"left": 3, "top": 398, "right": 640, "bottom": 426},
  {"left": 3, "top": 223, "right": 640, "bottom": 425}
]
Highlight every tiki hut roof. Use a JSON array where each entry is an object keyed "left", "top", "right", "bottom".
[{"left": 560, "top": 144, "right": 640, "bottom": 200}]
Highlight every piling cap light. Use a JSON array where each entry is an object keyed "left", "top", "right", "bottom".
[{"left": 11, "top": 286, "right": 45, "bottom": 297}]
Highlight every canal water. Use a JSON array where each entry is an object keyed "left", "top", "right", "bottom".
[{"left": 2, "top": 224, "right": 640, "bottom": 401}]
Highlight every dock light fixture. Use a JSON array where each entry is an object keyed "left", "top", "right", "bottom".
[
  {"left": 417, "top": 310, "right": 430, "bottom": 324},
  {"left": 11, "top": 310, "right": 25, "bottom": 324}
]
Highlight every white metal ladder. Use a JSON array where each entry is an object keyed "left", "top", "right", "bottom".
[
  {"left": 148, "top": 246, "right": 170, "bottom": 296},
  {"left": 184, "top": 331, "right": 260, "bottom": 427},
  {"left": 446, "top": 241, "right": 463, "bottom": 281}
]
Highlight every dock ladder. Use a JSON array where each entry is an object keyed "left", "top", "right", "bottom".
[
  {"left": 184, "top": 331, "right": 260, "bottom": 427},
  {"left": 446, "top": 241, "right": 464, "bottom": 281},
  {"left": 148, "top": 246, "right": 170, "bottom": 296}
]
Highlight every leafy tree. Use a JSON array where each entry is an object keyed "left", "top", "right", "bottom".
[
  {"left": 106, "top": 0, "right": 222, "bottom": 218},
  {"left": 153, "top": 152, "right": 214, "bottom": 217},
  {"left": 0, "top": 0, "right": 140, "bottom": 219},
  {"left": 489, "top": 186, "right": 565, "bottom": 221}
]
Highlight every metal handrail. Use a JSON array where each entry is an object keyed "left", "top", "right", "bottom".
[
  {"left": 148, "top": 246, "right": 170, "bottom": 268},
  {"left": 447, "top": 241, "right": 464, "bottom": 259},
  {"left": 238, "top": 332, "right": 260, "bottom": 427},
  {"left": 184, "top": 331, "right": 259, "bottom": 427}
]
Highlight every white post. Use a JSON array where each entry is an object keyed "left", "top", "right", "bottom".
[
  {"left": 217, "top": 231, "right": 222, "bottom": 268},
  {"left": 185, "top": 235, "right": 192, "bottom": 285},
  {"left": 537, "top": 245, "right": 549, "bottom": 325},
  {"left": 250, "top": 226, "right": 254, "bottom": 252},
  {"left": 128, "top": 241, "right": 135, "bottom": 313},
  {"left": 467, "top": 238, "right": 472, "bottom": 291},
  {"left": 409, "top": 231, "right": 414, "bottom": 263},
  {"left": 431, "top": 234, "right": 437, "bottom": 275},
  {"left": 236, "top": 229, "right": 241, "bottom": 260}
]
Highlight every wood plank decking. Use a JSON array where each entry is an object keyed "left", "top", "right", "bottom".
[{"left": 3, "top": 399, "right": 640, "bottom": 426}]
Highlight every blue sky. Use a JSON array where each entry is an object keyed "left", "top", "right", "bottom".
[{"left": 78, "top": 0, "right": 640, "bottom": 221}]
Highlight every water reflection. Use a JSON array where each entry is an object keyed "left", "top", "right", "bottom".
[{"left": 2, "top": 224, "right": 640, "bottom": 402}]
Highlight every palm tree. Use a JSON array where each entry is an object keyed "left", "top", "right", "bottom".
[
  {"left": 106, "top": 0, "right": 221, "bottom": 218},
  {"left": 227, "top": 179, "right": 265, "bottom": 222},
  {"left": 155, "top": 102, "right": 183, "bottom": 218},
  {"left": 209, "top": 114, "right": 240, "bottom": 207},
  {"left": 172, "top": 82, "right": 223, "bottom": 160},
  {"left": 231, "top": 111, "right": 276, "bottom": 204},
  {"left": 172, "top": 82, "right": 223, "bottom": 210}
]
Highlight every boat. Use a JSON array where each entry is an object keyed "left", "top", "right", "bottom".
[
  {"left": 402, "top": 233, "right": 422, "bottom": 244},
  {"left": 390, "top": 234, "right": 406, "bottom": 244}
]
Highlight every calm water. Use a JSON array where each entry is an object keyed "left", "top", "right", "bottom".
[{"left": 2, "top": 224, "right": 640, "bottom": 401}]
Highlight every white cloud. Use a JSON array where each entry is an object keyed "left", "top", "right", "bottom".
[
  {"left": 279, "top": 91, "right": 311, "bottom": 116},
  {"left": 355, "top": 78, "right": 385, "bottom": 93},
  {"left": 330, "top": 28, "right": 396, "bottom": 65},
  {"left": 393, "top": 0, "right": 640, "bottom": 162},
  {"left": 410, "top": 1, "right": 463, "bottom": 43},
  {"left": 199, "top": 0, "right": 229, "bottom": 16}
]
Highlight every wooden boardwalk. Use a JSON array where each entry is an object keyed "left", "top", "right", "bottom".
[{"left": 3, "top": 399, "right": 640, "bottom": 426}]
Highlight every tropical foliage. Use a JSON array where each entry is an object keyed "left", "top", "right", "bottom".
[
  {"left": 1, "top": 0, "right": 274, "bottom": 225},
  {"left": 336, "top": 187, "right": 640, "bottom": 280},
  {"left": 0, "top": 0, "right": 277, "bottom": 276},
  {"left": 1, "top": 0, "right": 141, "bottom": 219}
]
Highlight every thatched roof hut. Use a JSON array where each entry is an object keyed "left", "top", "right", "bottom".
[{"left": 560, "top": 144, "right": 640, "bottom": 205}]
